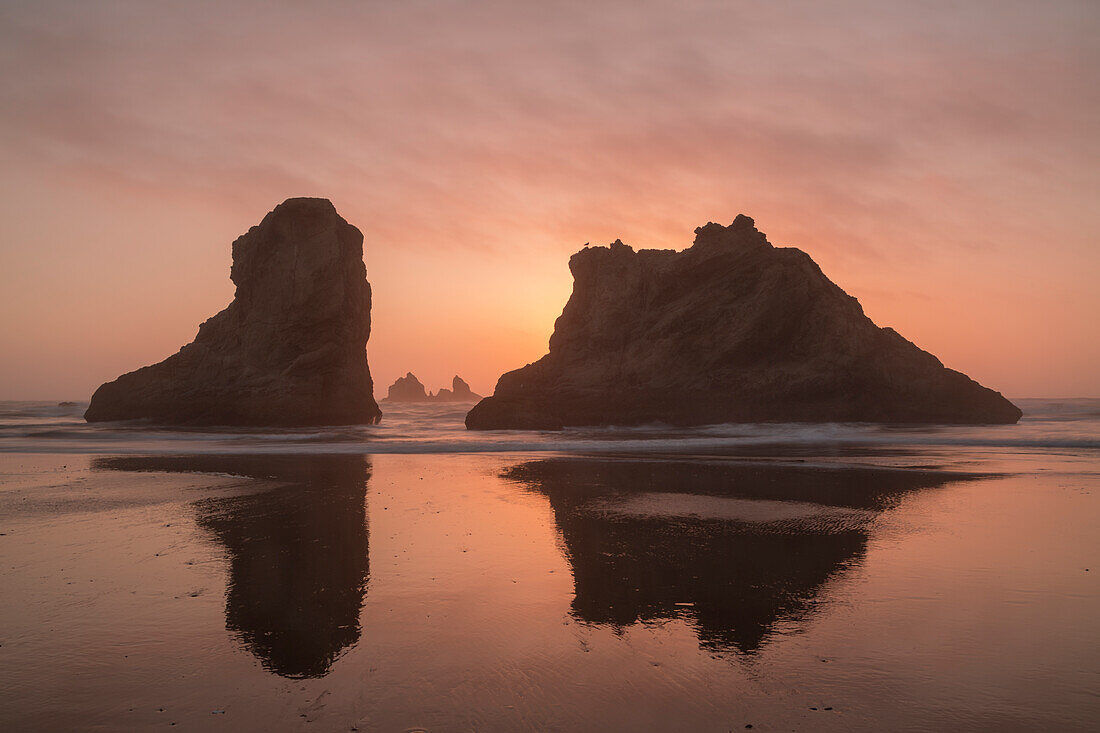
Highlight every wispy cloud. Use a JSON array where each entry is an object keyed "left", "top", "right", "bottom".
[{"left": 1, "top": 0, "right": 1097, "bottom": 397}]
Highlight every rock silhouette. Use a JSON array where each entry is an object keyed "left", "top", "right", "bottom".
[
  {"left": 385, "top": 372, "right": 429, "bottom": 402},
  {"left": 431, "top": 376, "right": 482, "bottom": 402},
  {"left": 467, "top": 216, "right": 1022, "bottom": 429},
  {"left": 385, "top": 374, "right": 482, "bottom": 403},
  {"left": 84, "top": 198, "right": 381, "bottom": 426}
]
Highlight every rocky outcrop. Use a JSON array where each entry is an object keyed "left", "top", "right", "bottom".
[
  {"left": 385, "top": 374, "right": 482, "bottom": 402},
  {"left": 385, "top": 372, "right": 429, "bottom": 402},
  {"left": 85, "top": 198, "right": 382, "bottom": 426},
  {"left": 466, "top": 215, "right": 1022, "bottom": 429},
  {"left": 431, "top": 376, "right": 482, "bottom": 402}
]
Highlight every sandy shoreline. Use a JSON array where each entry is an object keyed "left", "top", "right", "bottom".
[{"left": 1, "top": 450, "right": 1097, "bottom": 731}]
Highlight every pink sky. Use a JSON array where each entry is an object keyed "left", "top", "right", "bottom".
[{"left": 1, "top": 0, "right": 1097, "bottom": 400}]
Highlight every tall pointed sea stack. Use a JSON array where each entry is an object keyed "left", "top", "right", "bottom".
[
  {"left": 85, "top": 198, "right": 382, "bottom": 426},
  {"left": 466, "top": 216, "right": 1021, "bottom": 430}
]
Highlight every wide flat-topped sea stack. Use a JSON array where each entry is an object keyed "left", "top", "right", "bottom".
[
  {"left": 466, "top": 215, "right": 1021, "bottom": 430},
  {"left": 85, "top": 197, "right": 382, "bottom": 426}
]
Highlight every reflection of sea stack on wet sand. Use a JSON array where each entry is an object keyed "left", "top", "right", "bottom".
[
  {"left": 504, "top": 457, "right": 976, "bottom": 654},
  {"left": 85, "top": 198, "right": 381, "bottom": 426},
  {"left": 93, "top": 454, "right": 371, "bottom": 679},
  {"left": 467, "top": 216, "right": 1022, "bottom": 430}
]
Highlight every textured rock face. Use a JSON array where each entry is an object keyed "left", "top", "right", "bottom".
[
  {"left": 466, "top": 215, "right": 1022, "bottom": 430},
  {"left": 385, "top": 372, "right": 429, "bottom": 402},
  {"left": 85, "top": 198, "right": 382, "bottom": 426}
]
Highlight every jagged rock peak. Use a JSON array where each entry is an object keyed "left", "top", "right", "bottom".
[
  {"left": 384, "top": 373, "right": 482, "bottom": 403},
  {"left": 85, "top": 197, "right": 381, "bottom": 426},
  {"left": 691, "top": 215, "right": 770, "bottom": 251},
  {"left": 446, "top": 376, "right": 482, "bottom": 401},
  {"left": 385, "top": 373, "right": 429, "bottom": 402}
]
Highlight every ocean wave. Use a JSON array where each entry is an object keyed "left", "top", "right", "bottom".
[
  {"left": 1, "top": 400, "right": 1098, "bottom": 456},
  {"left": 1, "top": 431, "right": 1098, "bottom": 455}
]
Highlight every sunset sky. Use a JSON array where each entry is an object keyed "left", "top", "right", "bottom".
[{"left": 1, "top": 0, "right": 1097, "bottom": 400}]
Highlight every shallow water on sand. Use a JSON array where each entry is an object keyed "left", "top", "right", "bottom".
[{"left": 0, "top": 402, "right": 1098, "bottom": 731}]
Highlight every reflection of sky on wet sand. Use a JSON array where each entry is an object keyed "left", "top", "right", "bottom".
[
  {"left": 86, "top": 453, "right": 978, "bottom": 668},
  {"left": 1, "top": 451, "right": 1096, "bottom": 730}
]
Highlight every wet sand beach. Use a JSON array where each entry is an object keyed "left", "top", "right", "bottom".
[{"left": 1, "top": 405, "right": 1098, "bottom": 731}]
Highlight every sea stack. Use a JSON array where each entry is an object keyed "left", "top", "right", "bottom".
[
  {"left": 85, "top": 198, "right": 382, "bottom": 426},
  {"left": 432, "top": 376, "right": 482, "bottom": 402},
  {"left": 385, "top": 373, "right": 429, "bottom": 402},
  {"left": 384, "top": 374, "right": 483, "bottom": 402},
  {"left": 466, "top": 216, "right": 1022, "bottom": 430}
]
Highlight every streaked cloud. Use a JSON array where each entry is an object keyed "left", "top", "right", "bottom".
[{"left": 1, "top": 0, "right": 1097, "bottom": 397}]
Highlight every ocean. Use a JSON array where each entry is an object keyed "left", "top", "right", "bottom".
[
  {"left": 4, "top": 398, "right": 1099, "bottom": 459},
  {"left": 1, "top": 399, "right": 1098, "bottom": 731}
]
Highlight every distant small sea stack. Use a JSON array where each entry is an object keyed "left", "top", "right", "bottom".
[
  {"left": 384, "top": 374, "right": 483, "bottom": 403},
  {"left": 432, "top": 376, "right": 482, "bottom": 402},
  {"left": 466, "top": 215, "right": 1022, "bottom": 430},
  {"left": 385, "top": 373, "right": 429, "bottom": 402},
  {"left": 84, "top": 198, "right": 382, "bottom": 426}
]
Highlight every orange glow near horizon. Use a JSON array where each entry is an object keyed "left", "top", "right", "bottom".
[{"left": 1, "top": 1, "right": 1098, "bottom": 400}]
